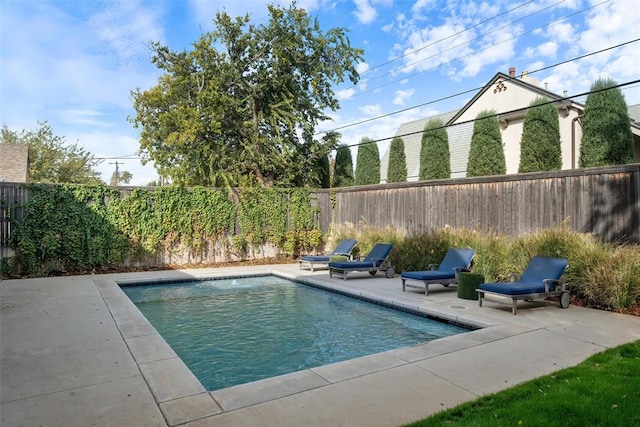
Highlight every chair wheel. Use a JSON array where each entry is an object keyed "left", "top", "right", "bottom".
[
  {"left": 560, "top": 291, "right": 570, "bottom": 309},
  {"left": 385, "top": 267, "right": 395, "bottom": 278},
  {"left": 369, "top": 269, "right": 377, "bottom": 276}
]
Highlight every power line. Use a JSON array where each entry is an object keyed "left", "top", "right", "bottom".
[
  {"left": 361, "top": 0, "right": 541, "bottom": 76},
  {"left": 336, "top": 78, "right": 640, "bottom": 150},
  {"left": 341, "top": 0, "right": 611, "bottom": 100},
  {"left": 317, "top": 38, "right": 640, "bottom": 136}
]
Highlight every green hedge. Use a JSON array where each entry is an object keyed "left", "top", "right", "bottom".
[{"left": 1, "top": 184, "right": 320, "bottom": 277}]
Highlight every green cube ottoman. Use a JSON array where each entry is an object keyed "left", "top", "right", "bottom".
[{"left": 457, "top": 272, "right": 484, "bottom": 300}]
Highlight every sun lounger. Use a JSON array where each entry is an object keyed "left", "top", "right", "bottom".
[
  {"left": 299, "top": 239, "right": 357, "bottom": 272},
  {"left": 401, "top": 248, "right": 475, "bottom": 296},
  {"left": 476, "top": 256, "right": 569, "bottom": 315},
  {"left": 328, "top": 243, "right": 394, "bottom": 280}
]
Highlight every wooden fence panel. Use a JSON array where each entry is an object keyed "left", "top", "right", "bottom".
[{"left": 321, "top": 164, "right": 640, "bottom": 244}]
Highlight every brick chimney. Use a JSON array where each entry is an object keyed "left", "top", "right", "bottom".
[{"left": 509, "top": 67, "right": 515, "bottom": 78}]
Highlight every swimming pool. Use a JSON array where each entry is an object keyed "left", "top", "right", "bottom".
[{"left": 121, "top": 275, "right": 469, "bottom": 391}]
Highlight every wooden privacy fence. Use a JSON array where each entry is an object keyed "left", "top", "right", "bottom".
[
  {"left": 0, "top": 183, "right": 27, "bottom": 259},
  {"left": 1, "top": 164, "right": 638, "bottom": 264},
  {"left": 317, "top": 164, "right": 640, "bottom": 244}
]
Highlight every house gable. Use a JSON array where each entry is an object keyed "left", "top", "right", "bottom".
[
  {"left": 381, "top": 72, "right": 640, "bottom": 183},
  {"left": 451, "top": 71, "right": 588, "bottom": 173}
]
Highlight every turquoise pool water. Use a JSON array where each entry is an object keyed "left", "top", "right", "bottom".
[{"left": 121, "top": 275, "right": 468, "bottom": 391}]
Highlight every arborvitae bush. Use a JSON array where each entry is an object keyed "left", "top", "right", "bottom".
[
  {"left": 518, "top": 97, "right": 562, "bottom": 173},
  {"left": 355, "top": 137, "right": 380, "bottom": 185},
  {"left": 315, "top": 153, "right": 330, "bottom": 188},
  {"left": 419, "top": 118, "right": 450, "bottom": 180},
  {"left": 387, "top": 137, "right": 407, "bottom": 183},
  {"left": 579, "top": 78, "right": 634, "bottom": 167},
  {"left": 466, "top": 110, "right": 506, "bottom": 177},
  {"left": 333, "top": 144, "right": 354, "bottom": 187}
]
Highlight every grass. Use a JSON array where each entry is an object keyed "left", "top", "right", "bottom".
[{"left": 404, "top": 340, "right": 640, "bottom": 427}]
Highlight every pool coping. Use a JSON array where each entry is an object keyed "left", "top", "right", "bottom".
[
  {"left": 106, "top": 269, "right": 494, "bottom": 425},
  {"left": 4, "top": 264, "right": 640, "bottom": 426},
  {"left": 92, "top": 266, "right": 575, "bottom": 425}
]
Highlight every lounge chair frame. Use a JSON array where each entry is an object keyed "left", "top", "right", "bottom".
[
  {"left": 476, "top": 257, "right": 570, "bottom": 315},
  {"left": 328, "top": 243, "right": 395, "bottom": 281},
  {"left": 401, "top": 248, "right": 474, "bottom": 296},
  {"left": 299, "top": 239, "right": 357, "bottom": 272}
]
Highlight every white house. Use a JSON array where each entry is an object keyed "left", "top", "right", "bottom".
[{"left": 381, "top": 68, "right": 640, "bottom": 182}]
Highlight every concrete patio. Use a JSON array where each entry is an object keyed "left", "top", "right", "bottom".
[{"left": 2, "top": 263, "right": 640, "bottom": 426}]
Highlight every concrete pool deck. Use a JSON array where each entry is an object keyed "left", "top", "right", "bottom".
[{"left": 2, "top": 264, "right": 640, "bottom": 426}]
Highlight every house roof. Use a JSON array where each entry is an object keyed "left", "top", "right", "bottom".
[
  {"left": 447, "top": 72, "right": 585, "bottom": 126},
  {"left": 380, "top": 71, "right": 610, "bottom": 183},
  {"left": 0, "top": 144, "right": 29, "bottom": 183},
  {"left": 628, "top": 104, "right": 640, "bottom": 126}
]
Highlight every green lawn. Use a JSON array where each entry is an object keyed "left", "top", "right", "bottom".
[{"left": 405, "top": 340, "right": 640, "bottom": 427}]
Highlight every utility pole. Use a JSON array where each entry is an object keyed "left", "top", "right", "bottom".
[{"left": 109, "top": 161, "right": 123, "bottom": 185}]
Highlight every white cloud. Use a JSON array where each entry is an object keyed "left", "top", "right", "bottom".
[
  {"left": 360, "top": 104, "right": 382, "bottom": 115},
  {"left": 546, "top": 21, "right": 575, "bottom": 42},
  {"left": 392, "top": 89, "right": 415, "bottom": 105},
  {"left": 534, "top": 0, "right": 640, "bottom": 105},
  {"left": 537, "top": 41, "right": 558, "bottom": 59},
  {"left": 59, "top": 110, "right": 111, "bottom": 127},
  {"left": 411, "top": 0, "right": 437, "bottom": 15},
  {"left": 353, "top": 0, "right": 377, "bottom": 24},
  {"left": 456, "top": 23, "right": 520, "bottom": 79},
  {"left": 356, "top": 62, "right": 371, "bottom": 74},
  {"left": 337, "top": 88, "right": 357, "bottom": 100}
]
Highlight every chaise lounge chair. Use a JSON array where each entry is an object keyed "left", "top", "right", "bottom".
[
  {"left": 328, "top": 243, "right": 395, "bottom": 280},
  {"left": 401, "top": 248, "right": 475, "bottom": 296},
  {"left": 476, "top": 256, "right": 569, "bottom": 315},
  {"left": 299, "top": 239, "right": 357, "bottom": 272}
]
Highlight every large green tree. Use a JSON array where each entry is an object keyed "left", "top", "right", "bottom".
[
  {"left": 419, "top": 118, "right": 450, "bottom": 180},
  {"left": 1, "top": 122, "right": 103, "bottom": 184},
  {"left": 466, "top": 110, "right": 506, "bottom": 177},
  {"left": 387, "top": 137, "right": 407, "bottom": 183},
  {"left": 354, "top": 137, "right": 380, "bottom": 185},
  {"left": 579, "top": 78, "right": 634, "bottom": 168},
  {"left": 130, "top": 4, "right": 363, "bottom": 187},
  {"left": 518, "top": 97, "right": 562, "bottom": 173},
  {"left": 333, "top": 144, "right": 354, "bottom": 187}
]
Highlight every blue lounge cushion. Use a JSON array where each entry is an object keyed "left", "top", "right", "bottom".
[
  {"left": 299, "top": 239, "right": 357, "bottom": 268},
  {"left": 477, "top": 257, "right": 568, "bottom": 295},
  {"left": 328, "top": 243, "right": 393, "bottom": 269},
  {"left": 329, "top": 261, "right": 374, "bottom": 269},
  {"left": 401, "top": 270, "right": 456, "bottom": 281},
  {"left": 478, "top": 282, "right": 550, "bottom": 295},
  {"left": 300, "top": 255, "right": 331, "bottom": 262}
]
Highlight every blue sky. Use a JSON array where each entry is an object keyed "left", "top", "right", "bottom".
[{"left": 1, "top": 0, "right": 639, "bottom": 185}]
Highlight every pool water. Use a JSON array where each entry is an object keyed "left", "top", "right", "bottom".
[{"left": 121, "top": 275, "right": 468, "bottom": 391}]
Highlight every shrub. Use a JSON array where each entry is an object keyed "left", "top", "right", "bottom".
[
  {"left": 580, "top": 78, "right": 634, "bottom": 167},
  {"left": 328, "top": 223, "right": 640, "bottom": 310},
  {"left": 333, "top": 144, "right": 354, "bottom": 187},
  {"left": 315, "top": 153, "right": 331, "bottom": 188},
  {"left": 419, "top": 118, "right": 450, "bottom": 180},
  {"left": 467, "top": 110, "right": 506, "bottom": 177},
  {"left": 518, "top": 97, "right": 562, "bottom": 173},
  {"left": 354, "top": 137, "right": 380, "bottom": 185},
  {"left": 387, "top": 137, "right": 407, "bottom": 183}
]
